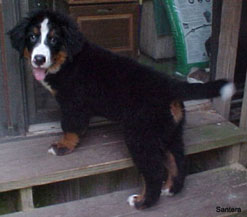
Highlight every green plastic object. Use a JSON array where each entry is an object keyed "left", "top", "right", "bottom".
[{"left": 163, "top": 0, "right": 212, "bottom": 75}]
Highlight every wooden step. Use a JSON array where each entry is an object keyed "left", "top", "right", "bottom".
[
  {"left": 0, "top": 110, "right": 246, "bottom": 194},
  {"left": 2, "top": 164, "right": 247, "bottom": 217}
]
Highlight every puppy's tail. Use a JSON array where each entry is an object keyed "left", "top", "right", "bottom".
[{"left": 173, "top": 79, "right": 236, "bottom": 101}]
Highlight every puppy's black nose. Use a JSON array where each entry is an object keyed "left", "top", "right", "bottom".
[{"left": 34, "top": 55, "right": 46, "bottom": 66}]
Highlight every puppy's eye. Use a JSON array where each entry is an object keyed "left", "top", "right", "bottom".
[
  {"left": 50, "top": 37, "right": 57, "bottom": 45},
  {"left": 30, "top": 34, "right": 37, "bottom": 43}
]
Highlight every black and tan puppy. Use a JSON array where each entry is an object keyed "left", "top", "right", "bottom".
[{"left": 8, "top": 10, "right": 235, "bottom": 209}]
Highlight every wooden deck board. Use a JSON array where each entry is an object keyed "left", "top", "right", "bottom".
[
  {"left": 185, "top": 109, "right": 225, "bottom": 129},
  {"left": 0, "top": 110, "right": 246, "bottom": 193},
  {"left": 26, "top": 108, "right": 224, "bottom": 135},
  {"left": 2, "top": 164, "right": 247, "bottom": 217}
]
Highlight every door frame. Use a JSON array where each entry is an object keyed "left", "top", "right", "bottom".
[{"left": 0, "top": 0, "right": 30, "bottom": 137}]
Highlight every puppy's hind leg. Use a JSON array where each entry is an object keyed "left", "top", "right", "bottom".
[
  {"left": 162, "top": 129, "right": 186, "bottom": 196},
  {"left": 125, "top": 131, "right": 165, "bottom": 209}
]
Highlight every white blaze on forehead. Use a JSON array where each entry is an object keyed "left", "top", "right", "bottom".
[
  {"left": 31, "top": 18, "right": 52, "bottom": 69},
  {"left": 40, "top": 18, "right": 49, "bottom": 44}
]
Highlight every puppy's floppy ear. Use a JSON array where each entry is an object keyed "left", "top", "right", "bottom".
[
  {"left": 8, "top": 18, "right": 29, "bottom": 56},
  {"left": 61, "top": 17, "right": 85, "bottom": 61}
]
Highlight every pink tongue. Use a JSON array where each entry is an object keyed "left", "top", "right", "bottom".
[{"left": 32, "top": 68, "right": 46, "bottom": 81}]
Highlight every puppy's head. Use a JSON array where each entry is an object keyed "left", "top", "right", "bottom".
[{"left": 8, "top": 9, "right": 84, "bottom": 81}]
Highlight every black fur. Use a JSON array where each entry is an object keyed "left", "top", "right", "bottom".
[
  {"left": 9, "top": 10, "right": 233, "bottom": 209},
  {"left": 8, "top": 16, "right": 29, "bottom": 55}
]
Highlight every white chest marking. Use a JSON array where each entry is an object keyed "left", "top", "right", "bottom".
[{"left": 41, "top": 80, "right": 53, "bottom": 94}]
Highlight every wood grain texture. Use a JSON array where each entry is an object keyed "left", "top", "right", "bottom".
[
  {"left": 0, "top": 2, "right": 8, "bottom": 137},
  {"left": 212, "top": 0, "right": 243, "bottom": 167},
  {"left": 18, "top": 188, "right": 34, "bottom": 211},
  {"left": 2, "top": 164, "right": 247, "bottom": 217},
  {"left": 1, "top": 0, "right": 26, "bottom": 136},
  {"left": 213, "top": 0, "right": 242, "bottom": 119},
  {"left": 239, "top": 69, "right": 247, "bottom": 167},
  {"left": 184, "top": 122, "right": 246, "bottom": 154},
  {"left": 0, "top": 110, "right": 246, "bottom": 193}
]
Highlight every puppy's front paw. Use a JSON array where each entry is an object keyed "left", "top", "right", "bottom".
[
  {"left": 48, "top": 143, "right": 74, "bottom": 156},
  {"left": 48, "top": 133, "right": 79, "bottom": 156}
]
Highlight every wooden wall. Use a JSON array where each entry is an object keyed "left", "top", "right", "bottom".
[
  {"left": 0, "top": 0, "right": 28, "bottom": 138},
  {"left": 0, "top": 1, "right": 10, "bottom": 137}
]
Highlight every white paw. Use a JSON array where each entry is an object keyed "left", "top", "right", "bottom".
[
  {"left": 161, "top": 188, "right": 174, "bottom": 197},
  {"left": 127, "top": 194, "right": 139, "bottom": 207},
  {"left": 48, "top": 147, "right": 57, "bottom": 156}
]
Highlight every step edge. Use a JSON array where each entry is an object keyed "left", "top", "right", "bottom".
[
  {"left": 0, "top": 132, "right": 246, "bottom": 193},
  {"left": 2, "top": 164, "right": 246, "bottom": 217}
]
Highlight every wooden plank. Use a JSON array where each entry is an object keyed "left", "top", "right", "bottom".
[
  {"left": 0, "top": 120, "right": 246, "bottom": 193},
  {"left": 28, "top": 116, "right": 114, "bottom": 135},
  {"left": 184, "top": 122, "right": 247, "bottom": 155},
  {"left": 185, "top": 109, "right": 225, "bottom": 129},
  {"left": 212, "top": 0, "right": 242, "bottom": 168},
  {"left": 184, "top": 100, "right": 211, "bottom": 112},
  {"left": 213, "top": 0, "right": 242, "bottom": 119},
  {"left": 239, "top": 72, "right": 247, "bottom": 130},
  {"left": 0, "top": 2, "right": 8, "bottom": 137},
  {"left": 1, "top": 0, "right": 27, "bottom": 136},
  {"left": 2, "top": 164, "right": 247, "bottom": 217},
  {"left": 18, "top": 188, "right": 34, "bottom": 211},
  {"left": 27, "top": 109, "right": 225, "bottom": 136},
  {"left": 239, "top": 70, "right": 247, "bottom": 167}
]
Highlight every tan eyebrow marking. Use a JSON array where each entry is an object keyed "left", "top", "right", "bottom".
[
  {"left": 49, "top": 29, "right": 55, "bottom": 37},
  {"left": 33, "top": 27, "right": 39, "bottom": 34}
]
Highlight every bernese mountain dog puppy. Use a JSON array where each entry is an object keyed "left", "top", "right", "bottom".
[{"left": 8, "top": 10, "right": 235, "bottom": 209}]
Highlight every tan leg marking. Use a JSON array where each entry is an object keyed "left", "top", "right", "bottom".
[
  {"left": 127, "top": 177, "right": 146, "bottom": 208},
  {"left": 163, "top": 151, "right": 178, "bottom": 190},
  {"left": 136, "top": 177, "right": 146, "bottom": 202},
  {"left": 57, "top": 132, "right": 79, "bottom": 150},
  {"left": 170, "top": 100, "right": 184, "bottom": 123}
]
